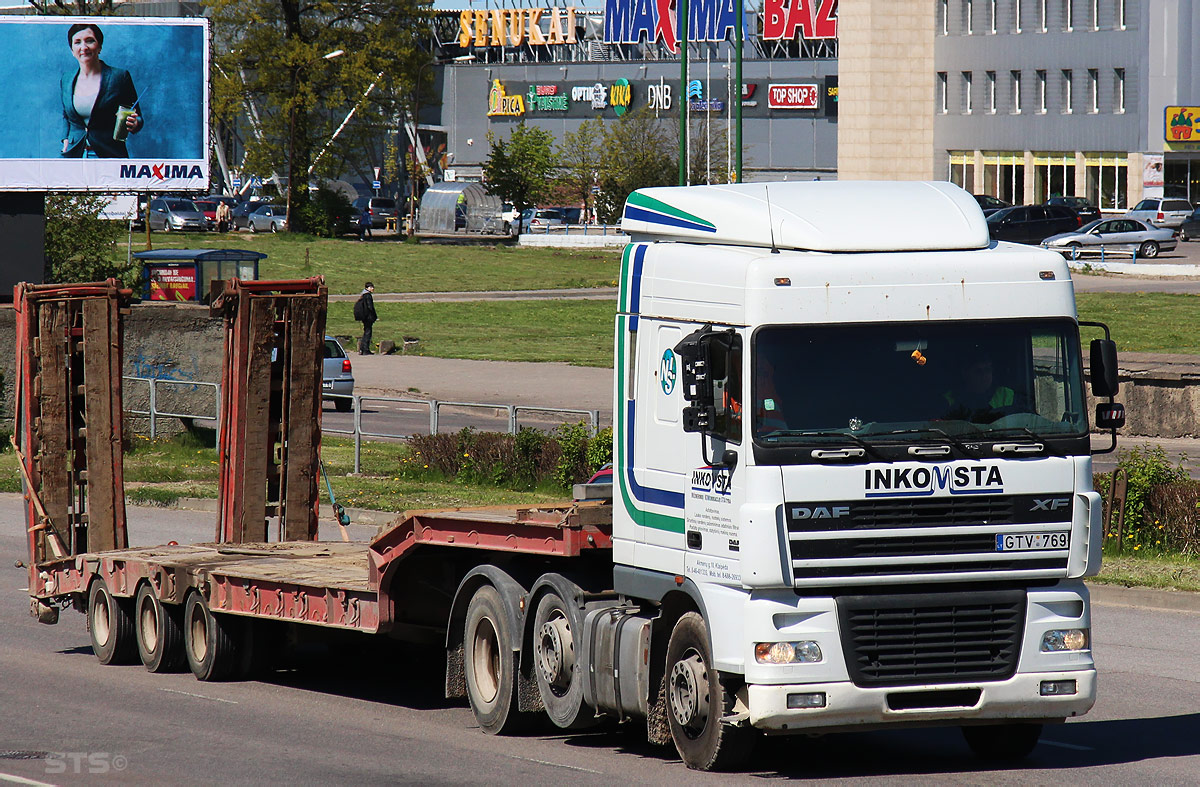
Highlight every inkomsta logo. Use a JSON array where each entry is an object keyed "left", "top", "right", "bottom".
[
  {"left": 660, "top": 348, "right": 677, "bottom": 395},
  {"left": 865, "top": 465, "right": 1004, "bottom": 498},
  {"left": 692, "top": 466, "right": 731, "bottom": 496},
  {"left": 120, "top": 164, "right": 204, "bottom": 179}
]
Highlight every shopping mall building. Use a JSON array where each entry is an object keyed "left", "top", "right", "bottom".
[{"left": 427, "top": 0, "right": 1200, "bottom": 210}]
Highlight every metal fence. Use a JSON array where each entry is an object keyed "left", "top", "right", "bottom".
[{"left": 122, "top": 379, "right": 601, "bottom": 475}]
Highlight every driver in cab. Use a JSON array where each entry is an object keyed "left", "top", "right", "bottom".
[{"left": 942, "top": 352, "right": 1016, "bottom": 423}]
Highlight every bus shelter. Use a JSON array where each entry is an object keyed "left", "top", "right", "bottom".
[
  {"left": 135, "top": 249, "right": 266, "bottom": 303},
  {"left": 417, "top": 182, "right": 503, "bottom": 234}
]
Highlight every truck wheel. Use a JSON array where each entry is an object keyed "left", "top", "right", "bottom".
[
  {"left": 532, "top": 591, "right": 595, "bottom": 729},
  {"left": 135, "top": 583, "right": 185, "bottom": 673},
  {"left": 88, "top": 578, "right": 137, "bottom": 665},
  {"left": 665, "top": 612, "right": 756, "bottom": 771},
  {"left": 184, "top": 592, "right": 243, "bottom": 681},
  {"left": 961, "top": 723, "right": 1043, "bottom": 760},
  {"left": 464, "top": 584, "right": 525, "bottom": 734}
]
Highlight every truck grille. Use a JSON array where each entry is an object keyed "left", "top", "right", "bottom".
[
  {"left": 787, "top": 494, "right": 1072, "bottom": 586},
  {"left": 837, "top": 590, "right": 1026, "bottom": 687}
]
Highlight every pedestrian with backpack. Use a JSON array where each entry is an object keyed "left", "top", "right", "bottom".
[{"left": 353, "top": 282, "right": 377, "bottom": 355}]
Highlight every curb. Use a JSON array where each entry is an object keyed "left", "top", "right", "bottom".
[{"left": 1068, "top": 260, "right": 1200, "bottom": 277}]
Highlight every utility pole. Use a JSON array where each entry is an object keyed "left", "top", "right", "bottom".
[
  {"left": 734, "top": 0, "right": 743, "bottom": 182},
  {"left": 678, "top": 0, "right": 689, "bottom": 186}
]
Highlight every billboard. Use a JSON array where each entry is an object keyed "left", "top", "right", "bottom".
[
  {"left": 603, "top": 0, "right": 751, "bottom": 51},
  {"left": 0, "top": 17, "right": 209, "bottom": 191}
]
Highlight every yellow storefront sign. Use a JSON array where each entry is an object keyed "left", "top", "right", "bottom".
[
  {"left": 1166, "top": 106, "right": 1200, "bottom": 142},
  {"left": 459, "top": 7, "right": 577, "bottom": 48},
  {"left": 487, "top": 80, "right": 526, "bottom": 117}
]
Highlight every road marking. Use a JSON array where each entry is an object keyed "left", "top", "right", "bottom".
[
  {"left": 159, "top": 688, "right": 238, "bottom": 704},
  {"left": 0, "top": 772, "right": 56, "bottom": 787},
  {"left": 506, "top": 755, "right": 603, "bottom": 774},
  {"left": 1041, "top": 739, "right": 1094, "bottom": 751}
]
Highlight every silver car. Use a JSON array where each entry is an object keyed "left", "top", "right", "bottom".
[
  {"left": 1042, "top": 217, "right": 1177, "bottom": 259},
  {"left": 322, "top": 336, "right": 354, "bottom": 412},
  {"left": 1125, "top": 197, "right": 1193, "bottom": 229},
  {"left": 148, "top": 198, "right": 208, "bottom": 232},
  {"left": 248, "top": 204, "right": 288, "bottom": 233}
]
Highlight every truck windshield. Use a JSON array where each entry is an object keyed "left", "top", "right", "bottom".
[{"left": 752, "top": 319, "right": 1087, "bottom": 445}]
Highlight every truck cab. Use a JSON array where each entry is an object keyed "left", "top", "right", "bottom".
[{"left": 612, "top": 181, "right": 1123, "bottom": 766}]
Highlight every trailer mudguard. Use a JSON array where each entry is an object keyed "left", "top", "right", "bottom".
[{"left": 444, "top": 566, "right": 530, "bottom": 702}]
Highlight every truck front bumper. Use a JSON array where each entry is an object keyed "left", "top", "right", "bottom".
[{"left": 747, "top": 669, "right": 1096, "bottom": 732}]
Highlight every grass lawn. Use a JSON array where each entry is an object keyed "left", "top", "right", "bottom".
[
  {"left": 1075, "top": 292, "right": 1200, "bottom": 355},
  {"left": 126, "top": 231, "right": 619, "bottom": 295},
  {"left": 328, "top": 299, "right": 616, "bottom": 366},
  {"left": 1092, "top": 551, "right": 1200, "bottom": 593}
]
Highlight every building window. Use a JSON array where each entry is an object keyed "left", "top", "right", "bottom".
[
  {"left": 963, "top": 71, "right": 973, "bottom": 113},
  {"left": 1088, "top": 68, "right": 1099, "bottom": 112},
  {"left": 1114, "top": 68, "right": 1125, "bottom": 113},
  {"left": 949, "top": 153, "right": 976, "bottom": 190},
  {"left": 1015, "top": 0, "right": 1023, "bottom": 32},
  {"left": 984, "top": 154, "right": 1025, "bottom": 203},
  {"left": 1064, "top": 0, "right": 1073, "bottom": 30},
  {"left": 938, "top": 72, "right": 948, "bottom": 113},
  {"left": 1062, "top": 69, "right": 1073, "bottom": 113},
  {"left": 966, "top": 0, "right": 974, "bottom": 33},
  {"left": 940, "top": 0, "right": 949, "bottom": 34},
  {"left": 1037, "top": 69, "right": 1047, "bottom": 112},
  {"left": 1012, "top": 70, "right": 1023, "bottom": 113},
  {"left": 989, "top": 0, "right": 998, "bottom": 32},
  {"left": 1035, "top": 155, "right": 1077, "bottom": 200},
  {"left": 1091, "top": 0, "right": 1098, "bottom": 30},
  {"left": 987, "top": 71, "right": 997, "bottom": 112},
  {"left": 1086, "top": 156, "right": 1128, "bottom": 210},
  {"left": 1119, "top": 0, "right": 1127, "bottom": 29},
  {"left": 1040, "top": 0, "right": 1047, "bottom": 31}
]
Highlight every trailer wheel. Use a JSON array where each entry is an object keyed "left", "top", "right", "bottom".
[
  {"left": 184, "top": 592, "right": 243, "bottom": 681},
  {"left": 961, "top": 723, "right": 1043, "bottom": 760},
  {"left": 532, "top": 591, "right": 595, "bottom": 730},
  {"left": 88, "top": 579, "right": 137, "bottom": 665},
  {"left": 665, "top": 612, "right": 756, "bottom": 771},
  {"left": 135, "top": 583, "right": 185, "bottom": 673},
  {"left": 464, "top": 584, "right": 524, "bottom": 734}
]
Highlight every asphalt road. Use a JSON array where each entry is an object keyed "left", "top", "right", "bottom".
[{"left": 2, "top": 496, "right": 1198, "bottom": 784}]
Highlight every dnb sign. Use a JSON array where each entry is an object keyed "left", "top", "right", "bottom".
[{"left": 604, "top": 0, "right": 837, "bottom": 48}]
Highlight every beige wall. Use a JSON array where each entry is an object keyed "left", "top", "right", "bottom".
[{"left": 838, "top": 0, "right": 935, "bottom": 180}]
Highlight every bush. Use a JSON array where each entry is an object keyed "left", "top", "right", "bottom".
[
  {"left": 1145, "top": 482, "right": 1200, "bottom": 557},
  {"left": 586, "top": 426, "right": 613, "bottom": 474},
  {"left": 1098, "top": 445, "right": 1190, "bottom": 553},
  {"left": 407, "top": 424, "right": 600, "bottom": 491},
  {"left": 553, "top": 422, "right": 592, "bottom": 490},
  {"left": 291, "top": 186, "right": 354, "bottom": 238}
]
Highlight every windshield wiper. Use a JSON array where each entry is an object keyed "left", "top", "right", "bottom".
[
  {"left": 868, "top": 426, "right": 978, "bottom": 455},
  {"left": 760, "top": 429, "right": 884, "bottom": 458}
]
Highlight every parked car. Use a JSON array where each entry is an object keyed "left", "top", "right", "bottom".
[
  {"left": 247, "top": 204, "right": 288, "bottom": 233},
  {"left": 1125, "top": 197, "right": 1194, "bottom": 229},
  {"left": 1044, "top": 195, "right": 1100, "bottom": 224},
  {"left": 558, "top": 207, "right": 584, "bottom": 225},
  {"left": 1042, "top": 217, "right": 1177, "bottom": 259},
  {"left": 193, "top": 200, "right": 218, "bottom": 229},
  {"left": 501, "top": 201, "right": 517, "bottom": 233},
  {"left": 1179, "top": 208, "right": 1200, "bottom": 242},
  {"left": 322, "top": 336, "right": 354, "bottom": 412},
  {"left": 971, "top": 194, "right": 1011, "bottom": 216},
  {"left": 205, "top": 194, "right": 239, "bottom": 209},
  {"left": 147, "top": 198, "right": 208, "bottom": 232},
  {"left": 986, "top": 204, "right": 1080, "bottom": 244},
  {"left": 231, "top": 201, "right": 258, "bottom": 231},
  {"left": 520, "top": 208, "right": 566, "bottom": 231},
  {"left": 351, "top": 197, "right": 398, "bottom": 229}
]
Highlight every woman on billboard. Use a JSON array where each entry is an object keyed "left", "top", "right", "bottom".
[{"left": 60, "top": 23, "right": 144, "bottom": 158}]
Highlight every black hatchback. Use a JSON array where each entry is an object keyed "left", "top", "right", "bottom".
[
  {"left": 1180, "top": 208, "right": 1200, "bottom": 242},
  {"left": 1045, "top": 196, "right": 1100, "bottom": 224},
  {"left": 987, "top": 205, "right": 1081, "bottom": 245}
]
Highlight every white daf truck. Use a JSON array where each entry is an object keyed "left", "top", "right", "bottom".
[
  {"left": 603, "top": 180, "right": 1123, "bottom": 768},
  {"left": 23, "top": 181, "right": 1124, "bottom": 774}
]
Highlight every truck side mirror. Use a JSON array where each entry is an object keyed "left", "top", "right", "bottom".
[
  {"left": 1090, "top": 339, "right": 1119, "bottom": 397},
  {"left": 676, "top": 327, "right": 715, "bottom": 433}
]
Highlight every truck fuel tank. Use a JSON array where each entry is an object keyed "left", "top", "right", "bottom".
[{"left": 580, "top": 606, "right": 652, "bottom": 720}]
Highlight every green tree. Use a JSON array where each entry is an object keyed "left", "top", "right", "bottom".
[
  {"left": 594, "top": 108, "right": 676, "bottom": 224},
  {"left": 557, "top": 119, "right": 602, "bottom": 218},
  {"left": 206, "top": 0, "right": 433, "bottom": 233},
  {"left": 483, "top": 123, "right": 556, "bottom": 233},
  {"left": 44, "top": 194, "right": 137, "bottom": 285},
  {"left": 27, "top": 1, "right": 116, "bottom": 12}
]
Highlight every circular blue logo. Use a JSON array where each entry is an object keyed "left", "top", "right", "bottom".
[{"left": 660, "top": 349, "right": 677, "bottom": 395}]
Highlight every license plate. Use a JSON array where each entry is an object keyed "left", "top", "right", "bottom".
[
  {"left": 322, "top": 381, "right": 333, "bottom": 390},
  {"left": 996, "top": 532, "right": 1070, "bottom": 551}
]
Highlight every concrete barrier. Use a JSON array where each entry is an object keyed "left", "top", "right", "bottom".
[{"left": 518, "top": 232, "right": 627, "bottom": 248}]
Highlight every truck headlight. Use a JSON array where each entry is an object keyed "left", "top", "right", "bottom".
[
  {"left": 1041, "top": 628, "right": 1089, "bottom": 652},
  {"left": 754, "top": 641, "right": 822, "bottom": 664}
]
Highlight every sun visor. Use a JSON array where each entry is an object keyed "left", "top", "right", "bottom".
[{"left": 621, "top": 181, "right": 990, "bottom": 252}]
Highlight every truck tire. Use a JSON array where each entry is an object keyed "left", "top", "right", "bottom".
[
  {"left": 464, "top": 584, "right": 525, "bottom": 734},
  {"left": 184, "top": 592, "right": 243, "bottom": 682},
  {"left": 135, "top": 583, "right": 185, "bottom": 673},
  {"left": 665, "top": 612, "right": 756, "bottom": 771},
  {"left": 88, "top": 578, "right": 137, "bottom": 665},
  {"left": 532, "top": 591, "right": 595, "bottom": 729},
  {"left": 961, "top": 723, "right": 1043, "bottom": 760}
]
